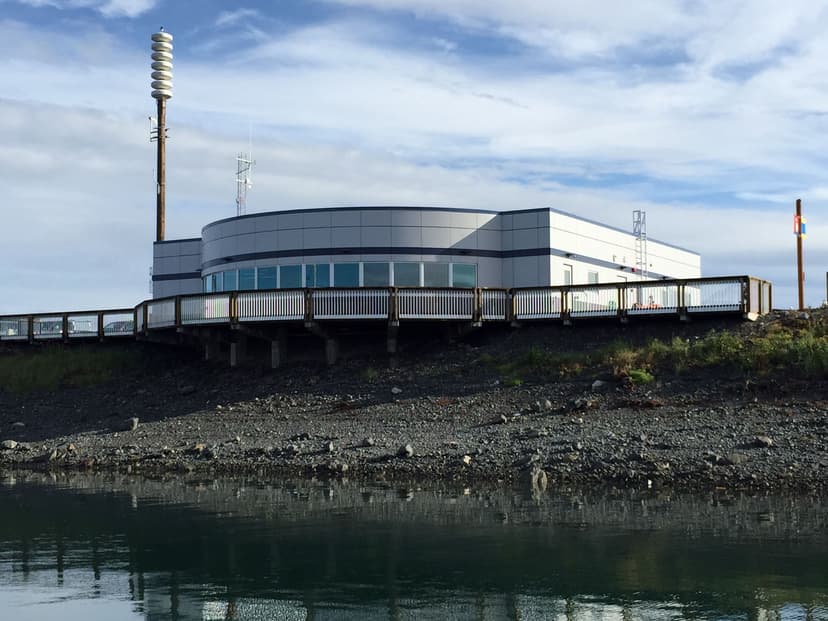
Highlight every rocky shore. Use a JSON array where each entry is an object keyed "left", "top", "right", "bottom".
[{"left": 1, "top": 315, "right": 827, "bottom": 492}]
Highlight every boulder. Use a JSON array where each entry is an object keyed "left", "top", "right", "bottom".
[
  {"left": 397, "top": 444, "right": 414, "bottom": 458},
  {"left": 754, "top": 435, "right": 773, "bottom": 448},
  {"left": 1, "top": 440, "right": 18, "bottom": 450}
]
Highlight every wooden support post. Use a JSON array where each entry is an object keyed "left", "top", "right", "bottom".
[
  {"left": 230, "top": 336, "right": 247, "bottom": 368},
  {"left": 325, "top": 338, "right": 338, "bottom": 366}
]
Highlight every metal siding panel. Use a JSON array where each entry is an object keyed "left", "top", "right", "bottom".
[
  {"left": 362, "top": 226, "right": 392, "bottom": 246},
  {"left": 332, "top": 226, "right": 361, "bottom": 246}
]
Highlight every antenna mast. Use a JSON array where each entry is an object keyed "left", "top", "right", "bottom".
[
  {"left": 236, "top": 153, "right": 254, "bottom": 216},
  {"left": 633, "top": 210, "right": 648, "bottom": 280},
  {"left": 150, "top": 28, "right": 173, "bottom": 242}
]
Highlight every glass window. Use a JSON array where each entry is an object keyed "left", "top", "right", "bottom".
[
  {"left": 363, "top": 262, "right": 390, "bottom": 286},
  {"left": 223, "top": 270, "right": 238, "bottom": 291},
  {"left": 315, "top": 264, "right": 331, "bottom": 287},
  {"left": 563, "top": 264, "right": 573, "bottom": 286},
  {"left": 211, "top": 272, "right": 224, "bottom": 292},
  {"left": 451, "top": 263, "right": 477, "bottom": 288},
  {"left": 588, "top": 271, "right": 599, "bottom": 284},
  {"left": 304, "top": 264, "right": 315, "bottom": 288},
  {"left": 424, "top": 263, "right": 450, "bottom": 287},
  {"left": 334, "top": 263, "right": 359, "bottom": 287},
  {"left": 204, "top": 276, "right": 213, "bottom": 293},
  {"left": 393, "top": 262, "right": 420, "bottom": 287},
  {"left": 257, "top": 267, "right": 277, "bottom": 290},
  {"left": 239, "top": 268, "right": 255, "bottom": 290},
  {"left": 280, "top": 265, "right": 301, "bottom": 289}
]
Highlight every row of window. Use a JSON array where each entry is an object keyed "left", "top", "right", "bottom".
[{"left": 203, "top": 262, "right": 478, "bottom": 293}]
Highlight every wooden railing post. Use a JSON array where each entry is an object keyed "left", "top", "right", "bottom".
[
  {"left": 97, "top": 311, "right": 104, "bottom": 341},
  {"left": 27, "top": 316, "right": 34, "bottom": 344},
  {"left": 389, "top": 287, "right": 398, "bottom": 323},
  {"left": 62, "top": 314, "right": 69, "bottom": 343},
  {"left": 174, "top": 296, "right": 182, "bottom": 328}
]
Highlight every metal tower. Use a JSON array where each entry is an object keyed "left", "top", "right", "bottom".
[
  {"left": 633, "top": 210, "right": 648, "bottom": 280},
  {"left": 150, "top": 28, "right": 173, "bottom": 241},
  {"left": 235, "top": 153, "right": 254, "bottom": 217}
]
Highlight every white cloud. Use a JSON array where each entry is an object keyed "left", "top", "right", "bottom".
[
  {"left": 215, "top": 8, "right": 261, "bottom": 27},
  {"left": 7, "top": 0, "right": 158, "bottom": 17}
]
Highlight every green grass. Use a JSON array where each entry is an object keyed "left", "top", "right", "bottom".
[
  {"left": 480, "top": 324, "right": 828, "bottom": 384},
  {"left": 0, "top": 347, "right": 138, "bottom": 394}
]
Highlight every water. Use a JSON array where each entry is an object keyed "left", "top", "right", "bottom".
[{"left": 0, "top": 474, "right": 826, "bottom": 620}]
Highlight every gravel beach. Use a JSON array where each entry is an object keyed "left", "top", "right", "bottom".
[{"left": 1, "top": 314, "right": 826, "bottom": 492}]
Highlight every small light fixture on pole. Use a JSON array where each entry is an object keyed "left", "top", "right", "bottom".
[{"left": 151, "top": 28, "right": 173, "bottom": 242}]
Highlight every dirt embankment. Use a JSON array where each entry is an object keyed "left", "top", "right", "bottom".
[{"left": 1, "top": 313, "right": 827, "bottom": 492}]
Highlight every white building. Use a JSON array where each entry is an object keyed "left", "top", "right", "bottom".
[{"left": 151, "top": 206, "right": 700, "bottom": 299}]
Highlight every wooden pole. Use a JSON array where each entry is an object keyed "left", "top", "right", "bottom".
[
  {"left": 156, "top": 97, "right": 166, "bottom": 242},
  {"left": 796, "top": 198, "right": 804, "bottom": 310}
]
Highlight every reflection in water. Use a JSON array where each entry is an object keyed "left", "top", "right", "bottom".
[{"left": 0, "top": 473, "right": 826, "bottom": 620}]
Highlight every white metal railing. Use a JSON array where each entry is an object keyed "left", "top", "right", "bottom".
[
  {"left": 238, "top": 290, "right": 304, "bottom": 322},
  {"left": 147, "top": 299, "right": 176, "bottom": 328},
  {"left": 569, "top": 286, "right": 621, "bottom": 318},
  {"left": 685, "top": 279, "right": 744, "bottom": 313},
  {"left": 513, "top": 288, "right": 564, "bottom": 320},
  {"left": 0, "top": 317, "right": 29, "bottom": 341},
  {"left": 313, "top": 288, "right": 388, "bottom": 320},
  {"left": 67, "top": 313, "right": 98, "bottom": 338},
  {"left": 102, "top": 312, "right": 135, "bottom": 337},
  {"left": 32, "top": 316, "right": 64, "bottom": 339},
  {"left": 181, "top": 293, "right": 231, "bottom": 325},
  {"left": 1, "top": 277, "right": 772, "bottom": 344},
  {"left": 625, "top": 283, "right": 680, "bottom": 315},
  {"left": 481, "top": 289, "right": 508, "bottom": 321},
  {"left": 398, "top": 288, "right": 475, "bottom": 320}
]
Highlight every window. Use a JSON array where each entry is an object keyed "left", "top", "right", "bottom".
[
  {"left": 563, "top": 263, "right": 573, "bottom": 286},
  {"left": 280, "top": 265, "right": 301, "bottom": 289},
  {"left": 393, "top": 262, "right": 420, "bottom": 287},
  {"left": 304, "top": 264, "right": 316, "bottom": 288},
  {"left": 334, "top": 263, "right": 359, "bottom": 287},
  {"left": 239, "top": 268, "right": 255, "bottom": 291},
  {"left": 315, "top": 264, "right": 331, "bottom": 287},
  {"left": 451, "top": 263, "right": 477, "bottom": 288},
  {"left": 223, "top": 270, "right": 238, "bottom": 291},
  {"left": 257, "top": 267, "right": 277, "bottom": 290},
  {"left": 204, "top": 276, "right": 213, "bottom": 293},
  {"left": 423, "top": 263, "right": 450, "bottom": 287},
  {"left": 211, "top": 272, "right": 224, "bottom": 292},
  {"left": 588, "top": 271, "right": 599, "bottom": 285},
  {"left": 363, "top": 262, "right": 390, "bottom": 286}
]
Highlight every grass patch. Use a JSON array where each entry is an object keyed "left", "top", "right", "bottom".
[
  {"left": 0, "top": 346, "right": 138, "bottom": 394},
  {"left": 627, "top": 368, "right": 654, "bottom": 384},
  {"left": 479, "top": 322, "right": 828, "bottom": 384}
]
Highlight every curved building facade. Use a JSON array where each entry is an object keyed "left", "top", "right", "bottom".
[{"left": 151, "top": 206, "right": 700, "bottom": 299}]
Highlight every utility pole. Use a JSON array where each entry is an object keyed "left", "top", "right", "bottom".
[
  {"left": 150, "top": 29, "right": 173, "bottom": 241},
  {"left": 794, "top": 198, "right": 805, "bottom": 310}
]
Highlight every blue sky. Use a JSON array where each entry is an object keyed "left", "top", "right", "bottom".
[{"left": 0, "top": 0, "right": 826, "bottom": 311}]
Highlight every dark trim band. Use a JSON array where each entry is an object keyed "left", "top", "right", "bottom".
[{"left": 152, "top": 271, "right": 202, "bottom": 282}]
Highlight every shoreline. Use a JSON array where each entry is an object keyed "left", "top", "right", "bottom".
[{"left": 2, "top": 320, "right": 827, "bottom": 493}]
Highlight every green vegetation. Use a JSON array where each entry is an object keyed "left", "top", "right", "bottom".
[
  {"left": 482, "top": 322, "right": 828, "bottom": 384},
  {"left": 0, "top": 346, "right": 138, "bottom": 394},
  {"left": 360, "top": 366, "right": 380, "bottom": 383}
]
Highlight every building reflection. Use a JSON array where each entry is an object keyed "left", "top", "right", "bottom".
[{"left": 0, "top": 475, "right": 826, "bottom": 620}]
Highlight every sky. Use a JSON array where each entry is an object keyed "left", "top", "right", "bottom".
[{"left": 1, "top": 0, "right": 827, "bottom": 313}]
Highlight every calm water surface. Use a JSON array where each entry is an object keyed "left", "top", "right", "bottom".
[{"left": 0, "top": 474, "right": 826, "bottom": 620}]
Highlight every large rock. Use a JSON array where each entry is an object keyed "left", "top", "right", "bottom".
[
  {"left": 1, "top": 440, "right": 18, "bottom": 450},
  {"left": 754, "top": 435, "right": 773, "bottom": 448},
  {"left": 397, "top": 444, "right": 414, "bottom": 458}
]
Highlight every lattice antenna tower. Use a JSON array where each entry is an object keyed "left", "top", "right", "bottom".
[
  {"left": 236, "top": 152, "right": 254, "bottom": 216},
  {"left": 633, "top": 210, "right": 648, "bottom": 280}
]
